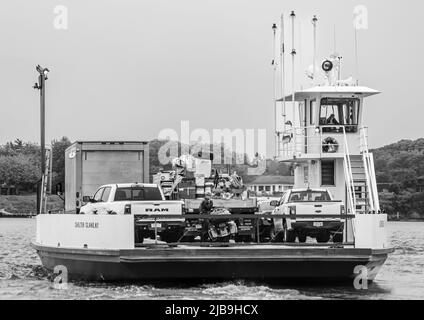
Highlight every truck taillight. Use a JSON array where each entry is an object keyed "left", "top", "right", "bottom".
[
  {"left": 341, "top": 205, "right": 345, "bottom": 215},
  {"left": 289, "top": 206, "right": 296, "bottom": 215},
  {"left": 124, "top": 204, "right": 131, "bottom": 214}
]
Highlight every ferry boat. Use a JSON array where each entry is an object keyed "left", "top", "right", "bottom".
[{"left": 32, "top": 13, "right": 393, "bottom": 283}]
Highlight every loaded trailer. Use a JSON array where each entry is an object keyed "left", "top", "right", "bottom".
[{"left": 183, "top": 198, "right": 262, "bottom": 242}]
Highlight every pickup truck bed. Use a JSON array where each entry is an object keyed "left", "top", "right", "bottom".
[{"left": 184, "top": 198, "right": 258, "bottom": 213}]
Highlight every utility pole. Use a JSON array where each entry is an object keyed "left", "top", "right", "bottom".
[{"left": 34, "top": 65, "right": 50, "bottom": 214}]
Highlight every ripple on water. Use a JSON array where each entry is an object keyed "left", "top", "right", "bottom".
[{"left": 0, "top": 219, "right": 424, "bottom": 299}]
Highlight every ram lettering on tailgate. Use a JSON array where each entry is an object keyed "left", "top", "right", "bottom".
[{"left": 145, "top": 207, "right": 169, "bottom": 212}]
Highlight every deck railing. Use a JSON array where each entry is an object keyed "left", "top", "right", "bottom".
[
  {"left": 278, "top": 125, "right": 360, "bottom": 161},
  {"left": 134, "top": 213, "right": 356, "bottom": 247},
  {"left": 359, "top": 127, "right": 380, "bottom": 212}
]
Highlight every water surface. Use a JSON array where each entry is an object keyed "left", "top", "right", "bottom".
[{"left": 0, "top": 219, "right": 423, "bottom": 300}]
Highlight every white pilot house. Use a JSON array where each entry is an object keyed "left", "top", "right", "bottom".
[{"left": 277, "top": 64, "right": 381, "bottom": 219}]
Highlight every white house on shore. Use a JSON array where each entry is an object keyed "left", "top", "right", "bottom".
[{"left": 246, "top": 176, "right": 294, "bottom": 196}]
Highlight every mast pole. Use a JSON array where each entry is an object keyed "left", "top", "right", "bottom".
[
  {"left": 280, "top": 14, "right": 286, "bottom": 135},
  {"left": 354, "top": 27, "right": 359, "bottom": 85},
  {"left": 312, "top": 15, "right": 318, "bottom": 86},
  {"left": 272, "top": 23, "right": 279, "bottom": 158},
  {"left": 290, "top": 11, "right": 296, "bottom": 127}
]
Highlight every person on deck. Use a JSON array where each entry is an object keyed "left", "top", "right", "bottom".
[
  {"left": 199, "top": 193, "right": 214, "bottom": 241},
  {"left": 213, "top": 170, "right": 220, "bottom": 189},
  {"left": 199, "top": 193, "right": 214, "bottom": 214},
  {"left": 326, "top": 114, "right": 340, "bottom": 125}
]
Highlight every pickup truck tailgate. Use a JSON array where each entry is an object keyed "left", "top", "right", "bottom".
[
  {"left": 292, "top": 202, "right": 342, "bottom": 217},
  {"left": 132, "top": 201, "right": 184, "bottom": 222}
]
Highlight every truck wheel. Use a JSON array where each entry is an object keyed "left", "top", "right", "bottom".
[
  {"left": 286, "top": 230, "right": 296, "bottom": 243},
  {"left": 270, "top": 226, "right": 285, "bottom": 243},
  {"left": 298, "top": 233, "right": 307, "bottom": 243},
  {"left": 317, "top": 232, "right": 330, "bottom": 243},
  {"left": 183, "top": 236, "right": 196, "bottom": 243},
  {"left": 164, "top": 232, "right": 182, "bottom": 244},
  {"left": 220, "top": 235, "right": 231, "bottom": 243},
  {"left": 236, "top": 235, "right": 252, "bottom": 243},
  {"left": 135, "top": 230, "right": 144, "bottom": 244},
  {"left": 333, "top": 233, "right": 343, "bottom": 243}
]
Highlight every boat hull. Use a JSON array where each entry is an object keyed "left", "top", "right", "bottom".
[{"left": 32, "top": 242, "right": 392, "bottom": 283}]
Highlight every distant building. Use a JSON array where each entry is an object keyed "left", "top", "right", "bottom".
[{"left": 246, "top": 176, "right": 294, "bottom": 196}]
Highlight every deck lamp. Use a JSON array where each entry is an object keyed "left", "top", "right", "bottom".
[{"left": 36, "top": 65, "right": 50, "bottom": 80}]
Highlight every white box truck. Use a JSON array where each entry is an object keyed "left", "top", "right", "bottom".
[{"left": 65, "top": 141, "right": 149, "bottom": 213}]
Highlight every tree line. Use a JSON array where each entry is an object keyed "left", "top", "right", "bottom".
[
  {"left": 372, "top": 139, "right": 424, "bottom": 219},
  {"left": 0, "top": 137, "right": 71, "bottom": 193},
  {"left": 1, "top": 138, "right": 423, "bottom": 218}
]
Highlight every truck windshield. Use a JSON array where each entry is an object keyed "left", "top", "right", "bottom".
[
  {"left": 289, "top": 191, "right": 331, "bottom": 202},
  {"left": 114, "top": 187, "right": 162, "bottom": 201}
]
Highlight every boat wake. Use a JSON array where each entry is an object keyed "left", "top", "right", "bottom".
[
  {"left": 200, "top": 281, "right": 312, "bottom": 300},
  {"left": 0, "top": 263, "right": 48, "bottom": 281}
]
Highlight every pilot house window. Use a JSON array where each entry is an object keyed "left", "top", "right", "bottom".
[
  {"left": 321, "top": 160, "right": 335, "bottom": 186},
  {"left": 319, "top": 98, "right": 360, "bottom": 133},
  {"left": 310, "top": 100, "right": 317, "bottom": 125}
]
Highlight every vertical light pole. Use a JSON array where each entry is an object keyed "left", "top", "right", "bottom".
[{"left": 34, "top": 65, "right": 50, "bottom": 214}]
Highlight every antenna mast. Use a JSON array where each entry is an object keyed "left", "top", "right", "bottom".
[
  {"left": 354, "top": 28, "right": 359, "bottom": 85},
  {"left": 312, "top": 15, "right": 318, "bottom": 85},
  {"left": 334, "top": 24, "right": 337, "bottom": 53},
  {"left": 272, "top": 23, "right": 279, "bottom": 158},
  {"left": 290, "top": 11, "right": 296, "bottom": 126},
  {"left": 280, "top": 14, "right": 286, "bottom": 141}
]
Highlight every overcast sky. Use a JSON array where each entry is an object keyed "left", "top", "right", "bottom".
[{"left": 0, "top": 0, "right": 423, "bottom": 157}]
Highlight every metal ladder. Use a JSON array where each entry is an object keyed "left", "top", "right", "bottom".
[
  {"left": 349, "top": 154, "right": 369, "bottom": 214},
  {"left": 342, "top": 127, "right": 380, "bottom": 215},
  {"left": 359, "top": 127, "right": 380, "bottom": 213},
  {"left": 342, "top": 129, "right": 357, "bottom": 216},
  {"left": 39, "top": 147, "right": 52, "bottom": 215}
]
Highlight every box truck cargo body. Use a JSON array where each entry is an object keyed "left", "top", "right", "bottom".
[{"left": 65, "top": 141, "right": 149, "bottom": 212}]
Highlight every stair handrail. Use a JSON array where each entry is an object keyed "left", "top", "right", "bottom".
[
  {"left": 368, "top": 152, "right": 380, "bottom": 212},
  {"left": 359, "top": 127, "right": 378, "bottom": 212},
  {"left": 341, "top": 127, "right": 357, "bottom": 215}
]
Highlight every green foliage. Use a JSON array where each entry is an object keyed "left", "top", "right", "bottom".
[
  {"left": 0, "top": 137, "right": 71, "bottom": 192},
  {"left": 0, "top": 139, "right": 40, "bottom": 157},
  {"left": 51, "top": 137, "right": 72, "bottom": 189},
  {"left": 373, "top": 139, "right": 424, "bottom": 218},
  {"left": 0, "top": 154, "right": 40, "bottom": 189},
  {"left": 263, "top": 159, "right": 292, "bottom": 176}
]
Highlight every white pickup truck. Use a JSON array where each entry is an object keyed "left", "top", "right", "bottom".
[
  {"left": 80, "top": 183, "right": 185, "bottom": 243},
  {"left": 271, "top": 188, "right": 345, "bottom": 244}
]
